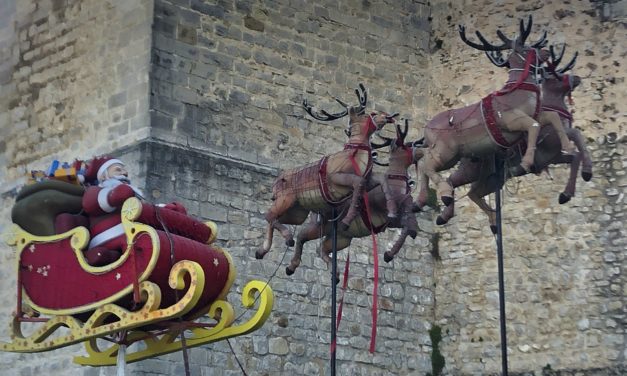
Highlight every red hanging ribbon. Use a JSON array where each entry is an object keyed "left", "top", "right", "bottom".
[{"left": 497, "top": 49, "right": 536, "bottom": 96}]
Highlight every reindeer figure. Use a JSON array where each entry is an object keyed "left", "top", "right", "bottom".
[
  {"left": 434, "top": 45, "right": 593, "bottom": 230},
  {"left": 284, "top": 120, "right": 420, "bottom": 275},
  {"left": 413, "top": 16, "right": 570, "bottom": 217},
  {"left": 256, "top": 84, "right": 398, "bottom": 260}
]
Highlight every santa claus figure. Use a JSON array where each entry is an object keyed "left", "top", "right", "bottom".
[{"left": 82, "top": 156, "right": 185, "bottom": 266}]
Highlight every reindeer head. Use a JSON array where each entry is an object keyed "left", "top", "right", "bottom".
[
  {"left": 543, "top": 45, "right": 581, "bottom": 95},
  {"left": 303, "top": 84, "right": 397, "bottom": 139},
  {"left": 460, "top": 15, "right": 549, "bottom": 70},
  {"left": 371, "top": 119, "right": 414, "bottom": 167}
]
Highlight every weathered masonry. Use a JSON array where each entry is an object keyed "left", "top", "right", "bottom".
[{"left": 0, "top": 0, "right": 624, "bottom": 375}]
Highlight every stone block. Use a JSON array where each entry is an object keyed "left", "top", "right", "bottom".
[
  {"left": 172, "top": 85, "right": 198, "bottom": 105},
  {"left": 150, "top": 111, "right": 174, "bottom": 131},
  {"left": 190, "top": 0, "right": 224, "bottom": 18},
  {"left": 108, "top": 91, "right": 127, "bottom": 108},
  {"left": 177, "top": 24, "right": 197, "bottom": 45}
]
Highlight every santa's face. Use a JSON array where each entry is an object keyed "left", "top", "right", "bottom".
[{"left": 105, "top": 163, "right": 130, "bottom": 183}]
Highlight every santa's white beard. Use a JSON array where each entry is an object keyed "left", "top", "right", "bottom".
[{"left": 100, "top": 177, "right": 144, "bottom": 198}]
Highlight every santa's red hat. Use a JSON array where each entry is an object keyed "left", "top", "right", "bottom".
[{"left": 84, "top": 156, "right": 124, "bottom": 184}]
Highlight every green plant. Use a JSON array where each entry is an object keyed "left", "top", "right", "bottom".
[
  {"left": 428, "top": 325, "right": 445, "bottom": 376},
  {"left": 430, "top": 232, "right": 441, "bottom": 260},
  {"left": 426, "top": 187, "right": 439, "bottom": 211}
]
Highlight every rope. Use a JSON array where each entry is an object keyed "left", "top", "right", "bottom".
[{"left": 227, "top": 339, "right": 248, "bottom": 376}]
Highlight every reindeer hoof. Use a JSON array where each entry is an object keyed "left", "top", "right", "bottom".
[
  {"left": 559, "top": 193, "right": 571, "bottom": 204},
  {"left": 582, "top": 171, "right": 592, "bottom": 181},
  {"left": 490, "top": 225, "right": 497, "bottom": 234},
  {"left": 408, "top": 229, "right": 417, "bottom": 239},
  {"left": 412, "top": 203, "right": 422, "bottom": 212},
  {"left": 285, "top": 267, "right": 295, "bottom": 276},
  {"left": 286, "top": 239, "right": 295, "bottom": 247},
  {"left": 255, "top": 251, "right": 265, "bottom": 260},
  {"left": 520, "top": 162, "right": 532, "bottom": 173},
  {"left": 384, "top": 253, "right": 393, "bottom": 263},
  {"left": 436, "top": 215, "right": 447, "bottom": 226},
  {"left": 511, "top": 165, "right": 526, "bottom": 177},
  {"left": 441, "top": 196, "right": 453, "bottom": 207}
]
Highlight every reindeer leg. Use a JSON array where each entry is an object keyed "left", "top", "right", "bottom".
[
  {"left": 287, "top": 214, "right": 325, "bottom": 275},
  {"left": 328, "top": 173, "right": 365, "bottom": 231},
  {"left": 413, "top": 169, "right": 429, "bottom": 212},
  {"left": 319, "top": 236, "right": 350, "bottom": 283},
  {"left": 500, "top": 111, "right": 541, "bottom": 172},
  {"left": 436, "top": 157, "right": 483, "bottom": 225},
  {"left": 257, "top": 221, "right": 275, "bottom": 259},
  {"left": 437, "top": 203, "right": 454, "bottom": 226},
  {"left": 275, "top": 222, "right": 295, "bottom": 247},
  {"left": 559, "top": 152, "right": 581, "bottom": 204},
  {"left": 381, "top": 177, "right": 398, "bottom": 219},
  {"left": 422, "top": 147, "right": 454, "bottom": 207},
  {"left": 468, "top": 183, "right": 497, "bottom": 234},
  {"left": 568, "top": 128, "right": 593, "bottom": 181},
  {"left": 412, "top": 147, "right": 429, "bottom": 212},
  {"left": 538, "top": 111, "right": 576, "bottom": 156},
  {"left": 257, "top": 194, "right": 298, "bottom": 259},
  {"left": 385, "top": 197, "right": 418, "bottom": 262}
]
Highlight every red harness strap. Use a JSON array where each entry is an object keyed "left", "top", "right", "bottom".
[
  {"left": 481, "top": 49, "right": 541, "bottom": 148},
  {"left": 318, "top": 144, "right": 373, "bottom": 206},
  {"left": 318, "top": 157, "right": 343, "bottom": 205},
  {"left": 541, "top": 105, "right": 573, "bottom": 125},
  {"left": 387, "top": 173, "right": 411, "bottom": 194},
  {"left": 482, "top": 82, "right": 541, "bottom": 148}
]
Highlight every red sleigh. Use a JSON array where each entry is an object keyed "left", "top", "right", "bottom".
[{"left": 1, "top": 180, "right": 273, "bottom": 366}]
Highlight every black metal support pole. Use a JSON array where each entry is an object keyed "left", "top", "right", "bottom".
[
  {"left": 330, "top": 207, "right": 338, "bottom": 376},
  {"left": 494, "top": 156, "right": 508, "bottom": 376}
]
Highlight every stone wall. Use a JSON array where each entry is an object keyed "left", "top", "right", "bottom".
[
  {"left": 149, "top": 0, "right": 432, "bottom": 166},
  {"left": 0, "top": 0, "right": 625, "bottom": 375},
  {"left": 428, "top": 0, "right": 626, "bottom": 374}
]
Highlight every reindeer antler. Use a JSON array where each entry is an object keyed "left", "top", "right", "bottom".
[
  {"left": 461, "top": 15, "right": 545, "bottom": 52},
  {"left": 531, "top": 30, "right": 548, "bottom": 48},
  {"left": 302, "top": 98, "right": 349, "bottom": 121},
  {"left": 353, "top": 83, "right": 368, "bottom": 114},
  {"left": 519, "top": 16, "right": 532, "bottom": 45},
  {"left": 459, "top": 25, "right": 508, "bottom": 51},
  {"left": 302, "top": 83, "right": 370, "bottom": 120},
  {"left": 395, "top": 119, "right": 409, "bottom": 145},
  {"left": 370, "top": 136, "right": 393, "bottom": 149},
  {"left": 548, "top": 45, "right": 578, "bottom": 77}
]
